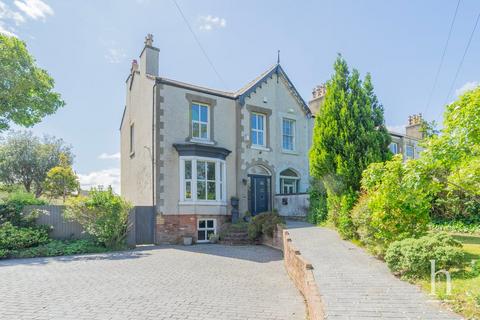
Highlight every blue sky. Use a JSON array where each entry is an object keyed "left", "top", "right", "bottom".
[{"left": 1, "top": 0, "right": 479, "bottom": 192}]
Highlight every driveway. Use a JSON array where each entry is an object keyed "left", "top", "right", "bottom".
[
  {"left": 0, "top": 245, "right": 305, "bottom": 320},
  {"left": 287, "top": 221, "right": 462, "bottom": 320}
]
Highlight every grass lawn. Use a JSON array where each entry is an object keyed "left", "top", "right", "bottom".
[{"left": 418, "top": 233, "right": 480, "bottom": 319}]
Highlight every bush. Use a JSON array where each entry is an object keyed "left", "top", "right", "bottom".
[
  {"left": 247, "top": 212, "right": 284, "bottom": 241},
  {"left": 0, "top": 222, "right": 50, "bottom": 251},
  {"left": 385, "top": 232, "right": 465, "bottom": 278},
  {"left": 308, "top": 179, "right": 328, "bottom": 224},
  {"left": 357, "top": 156, "right": 431, "bottom": 255},
  {"left": 9, "top": 239, "right": 108, "bottom": 259},
  {"left": 0, "top": 191, "right": 47, "bottom": 227},
  {"left": 429, "top": 220, "right": 480, "bottom": 234},
  {"left": 64, "top": 188, "right": 132, "bottom": 249}
]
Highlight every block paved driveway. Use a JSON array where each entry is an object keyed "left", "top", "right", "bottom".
[
  {"left": 287, "top": 221, "right": 463, "bottom": 320},
  {"left": 0, "top": 245, "right": 305, "bottom": 320}
]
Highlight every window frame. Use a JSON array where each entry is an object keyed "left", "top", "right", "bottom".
[
  {"left": 191, "top": 102, "right": 210, "bottom": 141},
  {"left": 179, "top": 156, "right": 227, "bottom": 205},
  {"left": 282, "top": 118, "right": 296, "bottom": 152},
  {"left": 251, "top": 112, "right": 266, "bottom": 148},
  {"left": 406, "top": 145, "right": 415, "bottom": 159},
  {"left": 129, "top": 123, "right": 135, "bottom": 156},
  {"left": 197, "top": 218, "right": 216, "bottom": 243},
  {"left": 279, "top": 169, "right": 300, "bottom": 195},
  {"left": 389, "top": 142, "right": 398, "bottom": 154}
]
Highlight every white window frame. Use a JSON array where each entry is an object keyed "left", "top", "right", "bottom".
[
  {"left": 251, "top": 113, "right": 266, "bottom": 147},
  {"left": 280, "top": 176, "right": 300, "bottom": 194},
  {"left": 191, "top": 102, "right": 210, "bottom": 141},
  {"left": 179, "top": 156, "right": 227, "bottom": 205},
  {"left": 389, "top": 142, "right": 398, "bottom": 154},
  {"left": 197, "top": 218, "right": 216, "bottom": 243},
  {"left": 282, "top": 118, "right": 296, "bottom": 152}
]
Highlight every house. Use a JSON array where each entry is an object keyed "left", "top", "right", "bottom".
[
  {"left": 308, "top": 85, "right": 424, "bottom": 161},
  {"left": 120, "top": 35, "right": 313, "bottom": 244}
]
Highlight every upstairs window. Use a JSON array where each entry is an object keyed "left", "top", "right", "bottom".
[
  {"left": 251, "top": 113, "right": 266, "bottom": 147},
  {"left": 192, "top": 103, "right": 209, "bottom": 140},
  {"left": 389, "top": 142, "right": 398, "bottom": 154},
  {"left": 282, "top": 118, "right": 295, "bottom": 151}
]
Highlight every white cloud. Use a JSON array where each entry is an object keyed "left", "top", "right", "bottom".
[
  {"left": 387, "top": 124, "right": 405, "bottom": 135},
  {"left": 0, "top": 0, "right": 52, "bottom": 37},
  {"left": 455, "top": 81, "right": 479, "bottom": 97},
  {"left": 199, "top": 15, "right": 226, "bottom": 31},
  {"left": 14, "top": 0, "right": 53, "bottom": 21},
  {"left": 99, "top": 152, "right": 120, "bottom": 160},
  {"left": 105, "top": 48, "right": 126, "bottom": 64},
  {"left": 78, "top": 168, "right": 120, "bottom": 194}
]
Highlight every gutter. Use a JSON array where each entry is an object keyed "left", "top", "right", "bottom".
[{"left": 152, "top": 82, "right": 158, "bottom": 244}]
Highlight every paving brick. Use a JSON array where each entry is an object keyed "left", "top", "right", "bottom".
[
  {"left": 0, "top": 244, "right": 305, "bottom": 320},
  {"left": 287, "top": 221, "right": 463, "bottom": 320}
]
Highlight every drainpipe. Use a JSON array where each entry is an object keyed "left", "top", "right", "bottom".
[{"left": 152, "top": 81, "right": 158, "bottom": 244}]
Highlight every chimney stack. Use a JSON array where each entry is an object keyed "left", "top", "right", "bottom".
[
  {"left": 308, "top": 84, "right": 326, "bottom": 115},
  {"left": 406, "top": 113, "right": 424, "bottom": 139},
  {"left": 139, "top": 33, "right": 159, "bottom": 77}
]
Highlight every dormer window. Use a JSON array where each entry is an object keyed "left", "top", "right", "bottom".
[{"left": 191, "top": 102, "right": 209, "bottom": 140}]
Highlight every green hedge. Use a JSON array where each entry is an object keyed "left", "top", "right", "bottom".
[
  {"left": 0, "top": 222, "right": 50, "bottom": 251},
  {"left": 385, "top": 232, "right": 465, "bottom": 278},
  {"left": 8, "top": 240, "right": 108, "bottom": 259}
]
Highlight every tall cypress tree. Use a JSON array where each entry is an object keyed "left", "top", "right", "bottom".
[{"left": 309, "top": 55, "right": 390, "bottom": 237}]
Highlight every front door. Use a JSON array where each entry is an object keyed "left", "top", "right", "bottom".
[{"left": 250, "top": 175, "right": 270, "bottom": 215}]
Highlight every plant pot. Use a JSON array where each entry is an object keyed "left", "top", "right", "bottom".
[
  {"left": 231, "top": 197, "right": 239, "bottom": 207},
  {"left": 183, "top": 237, "right": 193, "bottom": 246}
]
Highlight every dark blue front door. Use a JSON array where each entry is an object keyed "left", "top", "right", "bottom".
[{"left": 250, "top": 175, "right": 270, "bottom": 215}]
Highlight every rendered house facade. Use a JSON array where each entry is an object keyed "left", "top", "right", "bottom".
[{"left": 120, "top": 35, "right": 313, "bottom": 243}]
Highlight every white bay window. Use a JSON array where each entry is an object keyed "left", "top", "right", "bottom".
[{"left": 180, "top": 157, "right": 226, "bottom": 203}]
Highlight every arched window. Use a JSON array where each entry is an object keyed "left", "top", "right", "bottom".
[{"left": 280, "top": 169, "right": 300, "bottom": 194}]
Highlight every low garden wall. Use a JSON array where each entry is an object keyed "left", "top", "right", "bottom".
[
  {"left": 274, "top": 193, "right": 309, "bottom": 218},
  {"left": 282, "top": 230, "right": 324, "bottom": 320}
]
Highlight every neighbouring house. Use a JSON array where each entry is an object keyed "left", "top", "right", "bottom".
[
  {"left": 308, "top": 85, "right": 424, "bottom": 161},
  {"left": 120, "top": 35, "right": 313, "bottom": 244}
]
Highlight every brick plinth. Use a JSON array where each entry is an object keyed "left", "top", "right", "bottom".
[{"left": 156, "top": 214, "right": 229, "bottom": 244}]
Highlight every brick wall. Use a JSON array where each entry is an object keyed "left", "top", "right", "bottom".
[
  {"left": 155, "top": 214, "right": 228, "bottom": 244},
  {"left": 283, "top": 230, "right": 324, "bottom": 320},
  {"left": 261, "top": 224, "right": 284, "bottom": 250}
]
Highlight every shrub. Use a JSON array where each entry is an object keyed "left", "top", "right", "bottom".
[
  {"left": 385, "top": 232, "right": 465, "bottom": 278},
  {"left": 247, "top": 212, "right": 284, "bottom": 241},
  {"left": 357, "top": 156, "right": 431, "bottom": 255},
  {"left": 64, "top": 188, "right": 132, "bottom": 249},
  {"left": 336, "top": 192, "right": 357, "bottom": 239},
  {"left": 9, "top": 239, "right": 107, "bottom": 259},
  {"left": 0, "top": 222, "right": 50, "bottom": 251},
  {"left": 308, "top": 179, "right": 328, "bottom": 224},
  {"left": 0, "top": 191, "right": 47, "bottom": 227}
]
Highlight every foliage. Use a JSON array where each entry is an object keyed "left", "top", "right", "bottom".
[
  {"left": 385, "top": 232, "right": 465, "bottom": 278},
  {"left": 0, "top": 34, "right": 65, "bottom": 131},
  {"left": 0, "top": 190, "right": 46, "bottom": 227},
  {"left": 307, "top": 179, "right": 327, "bottom": 224},
  {"left": 5, "top": 239, "right": 108, "bottom": 259},
  {"left": 355, "top": 155, "right": 431, "bottom": 255},
  {"left": 64, "top": 188, "right": 132, "bottom": 249},
  {"left": 44, "top": 153, "right": 79, "bottom": 201},
  {"left": 0, "top": 131, "right": 73, "bottom": 197},
  {"left": 0, "top": 222, "right": 50, "bottom": 251},
  {"left": 309, "top": 55, "right": 390, "bottom": 237},
  {"left": 419, "top": 87, "right": 480, "bottom": 221},
  {"left": 247, "top": 212, "right": 284, "bottom": 241},
  {"left": 429, "top": 220, "right": 480, "bottom": 235}
]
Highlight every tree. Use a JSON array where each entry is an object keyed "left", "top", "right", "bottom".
[
  {"left": 0, "top": 131, "right": 73, "bottom": 197},
  {"left": 0, "top": 34, "right": 65, "bottom": 131},
  {"left": 309, "top": 55, "right": 391, "bottom": 236},
  {"left": 44, "top": 154, "right": 79, "bottom": 202}
]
